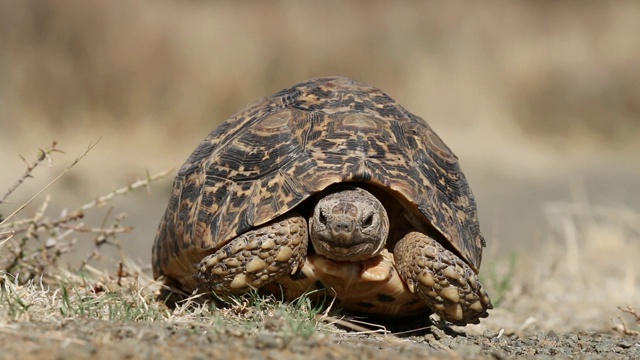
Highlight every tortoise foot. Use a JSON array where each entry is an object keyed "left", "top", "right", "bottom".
[
  {"left": 394, "top": 232, "right": 492, "bottom": 325},
  {"left": 195, "top": 214, "right": 308, "bottom": 295}
]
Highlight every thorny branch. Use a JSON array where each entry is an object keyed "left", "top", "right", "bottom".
[
  {"left": 2, "top": 168, "right": 172, "bottom": 237},
  {"left": 612, "top": 306, "right": 640, "bottom": 336},
  {"left": 0, "top": 141, "right": 98, "bottom": 228},
  {"left": 0, "top": 141, "right": 64, "bottom": 206},
  {"left": 0, "top": 141, "right": 173, "bottom": 284}
]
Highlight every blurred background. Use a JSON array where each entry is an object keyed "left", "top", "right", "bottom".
[{"left": 1, "top": 0, "right": 639, "bottom": 269}]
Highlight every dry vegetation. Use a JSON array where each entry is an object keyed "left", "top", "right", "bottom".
[
  {"left": 0, "top": 142, "right": 170, "bottom": 285},
  {"left": 1, "top": 1, "right": 638, "bottom": 146},
  {"left": 0, "top": 143, "right": 325, "bottom": 339},
  {"left": 476, "top": 199, "right": 640, "bottom": 335}
]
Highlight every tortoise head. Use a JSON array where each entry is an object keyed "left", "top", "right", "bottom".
[{"left": 309, "top": 187, "right": 389, "bottom": 261}]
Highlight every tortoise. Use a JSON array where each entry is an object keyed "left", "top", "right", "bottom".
[{"left": 152, "top": 76, "right": 492, "bottom": 325}]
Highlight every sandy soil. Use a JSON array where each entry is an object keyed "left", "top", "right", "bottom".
[{"left": 1, "top": 320, "right": 638, "bottom": 359}]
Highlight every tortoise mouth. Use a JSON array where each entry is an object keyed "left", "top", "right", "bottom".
[{"left": 312, "top": 239, "right": 382, "bottom": 262}]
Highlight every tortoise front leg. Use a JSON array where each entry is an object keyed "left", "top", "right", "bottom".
[
  {"left": 394, "top": 232, "right": 492, "bottom": 325},
  {"left": 195, "top": 214, "right": 308, "bottom": 295}
]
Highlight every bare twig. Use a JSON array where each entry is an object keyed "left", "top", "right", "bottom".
[
  {"left": 0, "top": 230, "right": 15, "bottom": 247},
  {"left": 316, "top": 314, "right": 389, "bottom": 336},
  {"left": 0, "top": 141, "right": 99, "bottom": 228},
  {"left": 612, "top": 306, "right": 640, "bottom": 336},
  {"left": 0, "top": 140, "right": 174, "bottom": 284},
  {"left": 2, "top": 168, "right": 173, "bottom": 237},
  {"left": 58, "top": 223, "right": 133, "bottom": 235},
  {"left": 619, "top": 305, "right": 640, "bottom": 322},
  {"left": 76, "top": 168, "right": 173, "bottom": 213},
  {"left": 0, "top": 141, "right": 64, "bottom": 205}
]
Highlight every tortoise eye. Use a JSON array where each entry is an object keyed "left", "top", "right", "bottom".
[
  {"left": 362, "top": 214, "right": 374, "bottom": 228},
  {"left": 319, "top": 211, "right": 328, "bottom": 225}
]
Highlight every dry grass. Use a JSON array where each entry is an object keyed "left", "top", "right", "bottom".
[
  {"left": 0, "top": 142, "right": 172, "bottom": 285},
  {"left": 0, "top": 1, "right": 638, "bottom": 147},
  {"left": 0, "top": 264, "right": 325, "bottom": 340},
  {"left": 472, "top": 200, "right": 640, "bottom": 335},
  {"left": 613, "top": 306, "right": 640, "bottom": 336}
]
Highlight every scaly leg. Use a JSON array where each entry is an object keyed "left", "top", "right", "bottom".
[
  {"left": 394, "top": 231, "right": 492, "bottom": 325},
  {"left": 196, "top": 214, "right": 308, "bottom": 295}
]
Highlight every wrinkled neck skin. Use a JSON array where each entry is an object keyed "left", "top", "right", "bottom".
[{"left": 309, "top": 186, "right": 389, "bottom": 262}]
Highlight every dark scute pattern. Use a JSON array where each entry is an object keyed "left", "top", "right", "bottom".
[
  {"left": 357, "top": 302, "right": 376, "bottom": 308},
  {"left": 314, "top": 280, "right": 326, "bottom": 290},
  {"left": 290, "top": 270, "right": 308, "bottom": 281},
  {"left": 152, "top": 76, "right": 484, "bottom": 281},
  {"left": 377, "top": 293, "right": 396, "bottom": 303}
]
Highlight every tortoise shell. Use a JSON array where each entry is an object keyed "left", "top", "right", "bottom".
[{"left": 152, "top": 76, "right": 485, "bottom": 292}]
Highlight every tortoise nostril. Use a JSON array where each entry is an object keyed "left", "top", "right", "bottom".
[{"left": 332, "top": 221, "right": 353, "bottom": 233}]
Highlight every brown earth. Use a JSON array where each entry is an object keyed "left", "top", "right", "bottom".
[{"left": 0, "top": 320, "right": 638, "bottom": 359}]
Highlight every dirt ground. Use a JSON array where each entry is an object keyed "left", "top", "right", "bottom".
[{"left": 1, "top": 319, "right": 638, "bottom": 360}]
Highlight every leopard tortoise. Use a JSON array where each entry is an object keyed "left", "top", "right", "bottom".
[{"left": 152, "top": 76, "right": 492, "bottom": 325}]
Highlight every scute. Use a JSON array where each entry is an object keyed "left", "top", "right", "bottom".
[{"left": 152, "top": 76, "right": 484, "bottom": 289}]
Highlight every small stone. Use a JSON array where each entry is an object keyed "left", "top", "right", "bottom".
[
  {"left": 483, "top": 330, "right": 496, "bottom": 338},
  {"left": 617, "top": 340, "right": 634, "bottom": 349},
  {"left": 255, "top": 334, "right": 283, "bottom": 349}
]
